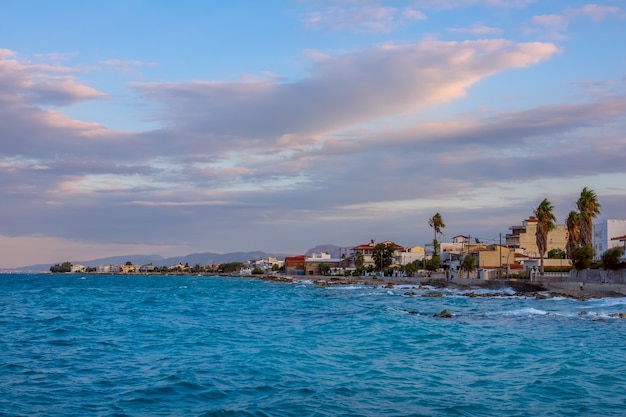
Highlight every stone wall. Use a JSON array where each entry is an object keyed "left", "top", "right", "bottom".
[{"left": 569, "top": 269, "right": 626, "bottom": 284}]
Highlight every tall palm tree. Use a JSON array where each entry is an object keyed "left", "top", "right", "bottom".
[
  {"left": 565, "top": 210, "right": 580, "bottom": 259},
  {"left": 534, "top": 198, "right": 556, "bottom": 274},
  {"left": 577, "top": 187, "right": 601, "bottom": 247},
  {"left": 428, "top": 212, "right": 445, "bottom": 256}
]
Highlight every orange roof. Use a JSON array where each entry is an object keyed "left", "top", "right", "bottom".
[
  {"left": 611, "top": 235, "right": 626, "bottom": 241},
  {"left": 353, "top": 241, "right": 406, "bottom": 252}
]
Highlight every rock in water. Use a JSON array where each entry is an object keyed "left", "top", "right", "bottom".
[{"left": 434, "top": 309, "right": 452, "bottom": 318}]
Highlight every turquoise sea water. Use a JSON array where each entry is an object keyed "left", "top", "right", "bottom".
[{"left": 1, "top": 274, "right": 626, "bottom": 416}]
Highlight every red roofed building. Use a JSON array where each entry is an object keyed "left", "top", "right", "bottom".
[
  {"left": 284, "top": 255, "right": 306, "bottom": 275},
  {"left": 352, "top": 240, "right": 406, "bottom": 268}
]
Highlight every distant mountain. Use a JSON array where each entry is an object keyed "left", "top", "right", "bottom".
[
  {"left": 76, "top": 254, "right": 166, "bottom": 268},
  {"left": 10, "top": 251, "right": 290, "bottom": 272},
  {"left": 160, "top": 251, "right": 283, "bottom": 266},
  {"left": 8, "top": 245, "right": 356, "bottom": 273},
  {"left": 305, "top": 244, "right": 352, "bottom": 258}
]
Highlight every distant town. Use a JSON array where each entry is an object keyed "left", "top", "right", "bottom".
[{"left": 49, "top": 215, "right": 626, "bottom": 281}]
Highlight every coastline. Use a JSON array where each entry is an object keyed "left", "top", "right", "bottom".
[{"left": 256, "top": 274, "right": 626, "bottom": 300}]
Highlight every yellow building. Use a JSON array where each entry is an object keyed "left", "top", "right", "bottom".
[
  {"left": 505, "top": 216, "right": 567, "bottom": 258},
  {"left": 469, "top": 244, "right": 517, "bottom": 270}
]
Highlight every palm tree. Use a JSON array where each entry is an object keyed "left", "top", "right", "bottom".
[
  {"left": 534, "top": 198, "right": 556, "bottom": 274},
  {"left": 428, "top": 212, "right": 445, "bottom": 256},
  {"left": 577, "top": 187, "right": 601, "bottom": 247},
  {"left": 565, "top": 210, "right": 580, "bottom": 259}
]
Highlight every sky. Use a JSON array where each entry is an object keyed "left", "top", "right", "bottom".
[{"left": 1, "top": 0, "right": 625, "bottom": 268}]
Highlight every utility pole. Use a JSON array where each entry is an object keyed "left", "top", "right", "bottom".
[{"left": 499, "top": 233, "right": 502, "bottom": 279}]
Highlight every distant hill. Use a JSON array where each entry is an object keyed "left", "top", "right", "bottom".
[
  {"left": 305, "top": 244, "right": 352, "bottom": 258},
  {"left": 10, "top": 251, "right": 290, "bottom": 272},
  {"left": 8, "top": 245, "right": 354, "bottom": 272}
]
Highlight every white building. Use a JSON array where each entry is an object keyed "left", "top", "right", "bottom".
[{"left": 593, "top": 219, "right": 626, "bottom": 258}]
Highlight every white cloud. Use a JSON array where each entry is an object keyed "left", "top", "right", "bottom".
[
  {"left": 99, "top": 59, "right": 160, "bottom": 73},
  {"left": 525, "top": 14, "right": 568, "bottom": 39},
  {"left": 414, "top": 0, "right": 535, "bottom": 9},
  {"left": 0, "top": 50, "right": 107, "bottom": 105},
  {"left": 303, "top": 5, "right": 426, "bottom": 32},
  {"left": 133, "top": 39, "right": 557, "bottom": 144},
  {"left": 448, "top": 22, "right": 503, "bottom": 36},
  {"left": 566, "top": 3, "right": 622, "bottom": 22}
]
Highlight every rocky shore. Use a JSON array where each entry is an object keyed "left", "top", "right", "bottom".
[{"left": 255, "top": 274, "right": 626, "bottom": 300}]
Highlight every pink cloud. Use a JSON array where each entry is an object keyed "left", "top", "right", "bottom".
[{"left": 566, "top": 3, "right": 622, "bottom": 22}]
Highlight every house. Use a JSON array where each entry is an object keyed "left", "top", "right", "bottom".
[
  {"left": 96, "top": 264, "right": 121, "bottom": 274},
  {"left": 441, "top": 235, "right": 470, "bottom": 253},
  {"left": 138, "top": 263, "right": 156, "bottom": 273},
  {"left": 71, "top": 264, "right": 86, "bottom": 273},
  {"left": 304, "top": 252, "right": 348, "bottom": 275},
  {"left": 505, "top": 216, "right": 567, "bottom": 258},
  {"left": 249, "top": 256, "right": 284, "bottom": 272},
  {"left": 352, "top": 240, "right": 406, "bottom": 268},
  {"left": 468, "top": 244, "right": 517, "bottom": 271},
  {"left": 593, "top": 219, "right": 626, "bottom": 259},
  {"left": 396, "top": 245, "right": 426, "bottom": 265}
]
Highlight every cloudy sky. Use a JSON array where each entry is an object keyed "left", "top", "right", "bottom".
[{"left": 1, "top": 0, "right": 625, "bottom": 268}]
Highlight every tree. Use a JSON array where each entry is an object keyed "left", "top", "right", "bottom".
[
  {"left": 372, "top": 243, "right": 396, "bottom": 272},
  {"left": 571, "top": 245, "right": 593, "bottom": 271},
  {"left": 534, "top": 198, "right": 556, "bottom": 274},
  {"left": 577, "top": 187, "right": 601, "bottom": 247},
  {"left": 354, "top": 251, "right": 365, "bottom": 270},
  {"left": 425, "top": 255, "right": 441, "bottom": 272},
  {"left": 547, "top": 248, "right": 566, "bottom": 259},
  {"left": 428, "top": 212, "right": 446, "bottom": 256},
  {"left": 318, "top": 263, "right": 330, "bottom": 276},
  {"left": 403, "top": 261, "right": 418, "bottom": 276},
  {"left": 460, "top": 255, "right": 476, "bottom": 278},
  {"left": 601, "top": 247, "right": 625, "bottom": 270},
  {"left": 219, "top": 262, "right": 244, "bottom": 273},
  {"left": 50, "top": 261, "right": 72, "bottom": 273},
  {"left": 565, "top": 210, "right": 580, "bottom": 259}
]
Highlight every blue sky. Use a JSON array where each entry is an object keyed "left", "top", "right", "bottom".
[{"left": 1, "top": 0, "right": 625, "bottom": 268}]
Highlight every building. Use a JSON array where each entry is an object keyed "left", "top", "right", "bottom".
[
  {"left": 284, "top": 255, "right": 306, "bottom": 275},
  {"left": 352, "top": 240, "right": 406, "bottom": 268},
  {"left": 396, "top": 245, "right": 426, "bottom": 265},
  {"left": 468, "top": 244, "right": 517, "bottom": 271},
  {"left": 612, "top": 236, "right": 626, "bottom": 261},
  {"left": 506, "top": 216, "right": 567, "bottom": 258},
  {"left": 249, "top": 256, "right": 284, "bottom": 272},
  {"left": 138, "top": 264, "right": 156, "bottom": 273},
  {"left": 593, "top": 219, "right": 626, "bottom": 258},
  {"left": 304, "top": 252, "right": 349, "bottom": 275}
]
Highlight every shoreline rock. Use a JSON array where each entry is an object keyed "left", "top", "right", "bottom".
[{"left": 259, "top": 274, "right": 626, "bottom": 300}]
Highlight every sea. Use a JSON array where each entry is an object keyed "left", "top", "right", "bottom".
[{"left": 1, "top": 274, "right": 626, "bottom": 417}]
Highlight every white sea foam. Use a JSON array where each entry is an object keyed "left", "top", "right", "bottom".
[
  {"left": 495, "top": 307, "right": 550, "bottom": 317},
  {"left": 587, "top": 297, "right": 626, "bottom": 308}
]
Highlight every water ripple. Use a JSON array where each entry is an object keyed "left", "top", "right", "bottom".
[{"left": 1, "top": 274, "right": 626, "bottom": 416}]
